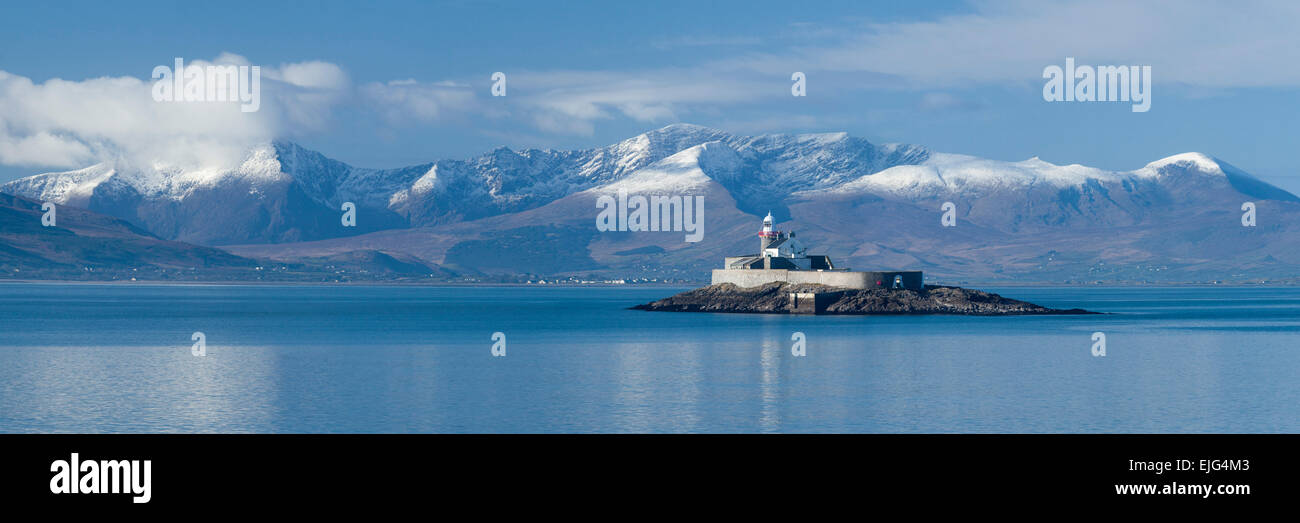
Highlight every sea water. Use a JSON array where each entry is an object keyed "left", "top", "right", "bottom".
[{"left": 0, "top": 283, "right": 1296, "bottom": 433}]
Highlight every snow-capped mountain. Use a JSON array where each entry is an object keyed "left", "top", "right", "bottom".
[
  {"left": 1, "top": 123, "right": 931, "bottom": 244},
  {"left": 5, "top": 124, "right": 1300, "bottom": 282}
]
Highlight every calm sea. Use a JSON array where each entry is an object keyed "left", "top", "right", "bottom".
[{"left": 0, "top": 282, "right": 1296, "bottom": 433}]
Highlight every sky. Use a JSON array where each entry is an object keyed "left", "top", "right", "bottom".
[{"left": 1, "top": 0, "right": 1298, "bottom": 193}]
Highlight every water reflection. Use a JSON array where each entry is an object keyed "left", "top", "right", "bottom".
[
  {"left": 1, "top": 343, "right": 276, "bottom": 433},
  {"left": 611, "top": 340, "right": 704, "bottom": 433},
  {"left": 758, "top": 337, "right": 781, "bottom": 433}
]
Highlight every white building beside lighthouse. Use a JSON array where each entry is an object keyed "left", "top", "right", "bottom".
[{"left": 713, "top": 212, "right": 923, "bottom": 290}]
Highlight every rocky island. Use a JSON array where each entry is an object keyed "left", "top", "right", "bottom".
[
  {"left": 636, "top": 213, "right": 1095, "bottom": 315},
  {"left": 632, "top": 282, "right": 1095, "bottom": 316}
]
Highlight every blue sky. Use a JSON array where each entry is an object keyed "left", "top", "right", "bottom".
[{"left": 1, "top": 0, "right": 1298, "bottom": 193}]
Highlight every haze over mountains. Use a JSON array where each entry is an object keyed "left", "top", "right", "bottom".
[{"left": 4, "top": 123, "right": 1299, "bottom": 283}]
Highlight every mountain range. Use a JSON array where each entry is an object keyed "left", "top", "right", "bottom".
[{"left": 4, "top": 123, "right": 1299, "bottom": 283}]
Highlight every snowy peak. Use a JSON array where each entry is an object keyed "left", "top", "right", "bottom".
[
  {"left": 271, "top": 140, "right": 336, "bottom": 178},
  {"left": 807, "top": 149, "right": 1295, "bottom": 203},
  {"left": 4, "top": 162, "right": 116, "bottom": 206},
  {"left": 1, "top": 143, "right": 297, "bottom": 206},
  {"left": 595, "top": 141, "right": 739, "bottom": 195},
  {"left": 1143, "top": 152, "right": 1224, "bottom": 174},
  {"left": 1133, "top": 152, "right": 1298, "bottom": 201},
  {"left": 639, "top": 123, "right": 732, "bottom": 144},
  {"left": 659, "top": 141, "right": 742, "bottom": 174},
  {"left": 588, "top": 123, "right": 733, "bottom": 178}
]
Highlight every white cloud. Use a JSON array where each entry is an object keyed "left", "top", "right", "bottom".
[
  {"left": 482, "top": 1, "right": 1300, "bottom": 134},
  {"left": 0, "top": 68, "right": 269, "bottom": 172},
  {"left": 5, "top": 2, "right": 1300, "bottom": 170},
  {"left": 0, "top": 132, "right": 94, "bottom": 168},
  {"left": 359, "top": 79, "right": 477, "bottom": 124},
  {"left": 503, "top": 69, "right": 773, "bottom": 135},
  {"left": 794, "top": 0, "right": 1300, "bottom": 88},
  {"left": 0, "top": 54, "right": 352, "bottom": 173},
  {"left": 355, "top": 68, "right": 780, "bottom": 137},
  {"left": 269, "top": 60, "right": 350, "bottom": 90}
]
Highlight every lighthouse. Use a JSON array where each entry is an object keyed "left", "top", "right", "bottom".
[
  {"left": 716, "top": 212, "right": 923, "bottom": 291},
  {"left": 758, "top": 211, "right": 780, "bottom": 251}
]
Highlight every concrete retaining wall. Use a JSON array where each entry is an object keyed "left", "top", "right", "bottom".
[{"left": 789, "top": 291, "right": 846, "bottom": 314}]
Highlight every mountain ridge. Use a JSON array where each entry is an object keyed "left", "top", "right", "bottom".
[
  {"left": 4, "top": 124, "right": 1299, "bottom": 283},
  {"left": 10, "top": 126, "right": 1290, "bottom": 225}
]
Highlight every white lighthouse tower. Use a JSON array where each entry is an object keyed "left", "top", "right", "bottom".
[{"left": 758, "top": 211, "right": 780, "bottom": 251}]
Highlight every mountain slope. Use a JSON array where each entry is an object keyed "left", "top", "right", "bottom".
[
  {"left": 221, "top": 134, "right": 1300, "bottom": 283},
  {"left": 6, "top": 124, "right": 1300, "bottom": 282},
  {"left": 1, "top": 124, "right": 930, "bottom": 245},
  {"left": 0, "top": 192, "right": 257, "bottom": 277}
]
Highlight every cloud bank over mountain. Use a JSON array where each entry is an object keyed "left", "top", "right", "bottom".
[
  {"left": 0, "top": 53, "right": 351, "bottom": 174},
  {"left": 4, "top": 1, "right": 1300, "bottom": 178}
]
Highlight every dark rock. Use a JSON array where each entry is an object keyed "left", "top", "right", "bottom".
[{"left": 632, "top": 282, "right": 1096, "bottom": 315}]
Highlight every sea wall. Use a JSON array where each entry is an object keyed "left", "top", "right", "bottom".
[
  {"left": 711, "top": 269, "right": 923, "bottom": 290},
  {"left": 789, "top": 291, "right": 847, "bottom": 314}
]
